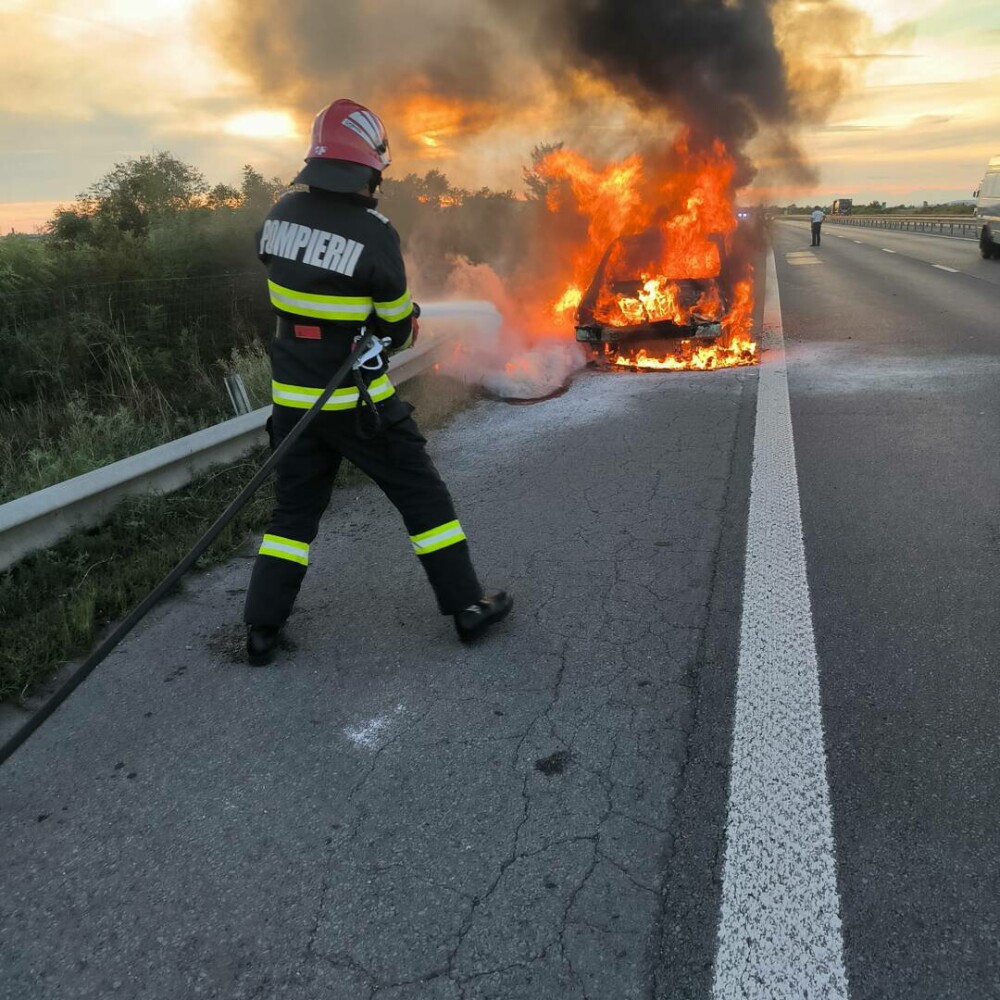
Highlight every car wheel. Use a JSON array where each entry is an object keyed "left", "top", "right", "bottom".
[{"left": 981, "top": 227, "right": 999, "bottom": 260}]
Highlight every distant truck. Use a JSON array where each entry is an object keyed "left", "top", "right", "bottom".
[
  {"left": 974, "top": 155, "right": 1000, "bottom": 260},
  {"left": 831, "top": 199, "right": 853, "bottom": 215}
]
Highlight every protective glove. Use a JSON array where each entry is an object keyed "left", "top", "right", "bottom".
[
  {"left": 409, "top": 302, "right": 421, "bottom": 348},
  {"left": 394, "top": 302, "right": 419, "bottom": 352}
]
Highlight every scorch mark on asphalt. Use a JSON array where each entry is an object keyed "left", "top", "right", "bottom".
[{"left": 711, "top": 249, "right": 850, "bottom": 999}]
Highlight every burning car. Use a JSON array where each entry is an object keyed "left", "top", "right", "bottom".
[
  {"left": 574, "top": 227, "right": 734, "bottom": 360},
  {"left": 540, "top": 134, "right": 759, "bottom": 371}
]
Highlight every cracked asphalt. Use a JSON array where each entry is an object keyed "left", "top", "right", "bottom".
[{"left": 0, "top": 356, "right": 757, "bottom": 999}]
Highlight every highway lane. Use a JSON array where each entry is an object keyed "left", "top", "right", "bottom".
[
  {"left": 782, "top": 216, "right": 1000, "bottom": 287},
  {"left": 772, "top": 222, "right": 1000, "bottom": 998}
]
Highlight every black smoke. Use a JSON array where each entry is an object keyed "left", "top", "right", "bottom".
[{"left": 511, "top": 0, "right": 790, "bottom": 145}]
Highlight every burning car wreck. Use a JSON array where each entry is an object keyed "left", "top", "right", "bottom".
[{"left": 573, "top": 225, "right": 757, "bottom": 371}]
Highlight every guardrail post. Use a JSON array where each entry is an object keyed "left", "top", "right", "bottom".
[{"left": 224, "top": 374, "right": 252, "bottom": 415}]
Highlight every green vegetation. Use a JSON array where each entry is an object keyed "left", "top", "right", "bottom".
[
  {"left": 0, "top": 453, "right": 274, "bottom": 703},
  {"left": 1, "top": 157, "right": 285, "bottom": 502},
  {"left": 775, "top": 200, "right": 975, "bottom": 216}
]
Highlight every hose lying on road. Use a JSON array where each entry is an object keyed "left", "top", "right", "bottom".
[{"left": 0, "top": 331, "right": 382, "bottom": 768}]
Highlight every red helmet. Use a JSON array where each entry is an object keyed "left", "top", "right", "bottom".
[{"left": 293, "top": 99, "right": 392, "bottom": 193}]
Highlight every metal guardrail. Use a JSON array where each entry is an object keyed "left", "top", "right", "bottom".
[
  {"left": 0, "top": 300, "right": 501, "bottom": 573},
  {"left": 821, "top": 215, "right": 980, "bottom": 240}
]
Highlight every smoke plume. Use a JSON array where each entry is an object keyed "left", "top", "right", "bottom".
[{"left": 208, "top": 0, "right": 869, "bottom": 182}]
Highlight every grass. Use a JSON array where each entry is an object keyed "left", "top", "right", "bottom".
[
  {"left": 0, "top": 321, "right": 272, "bottom": 505},
  {"left": 0, "top": 453, "right": 274, "bottom": 704},
  {"left": 0, "top": 370, "right": 476, "bottom": 704}
]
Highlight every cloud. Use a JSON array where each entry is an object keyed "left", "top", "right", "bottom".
[
  {"left": 837, "top": 52, "right": 920, "bottom": 59},
  {"left": 819, "top": 124, "right": 890, "bottom": 132},
  {"left": 0, "top": 1, "right": 238, "bottom": 119}
]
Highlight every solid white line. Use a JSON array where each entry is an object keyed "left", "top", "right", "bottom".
[
  {"left": 881, "top": 248, "right": 896, "bottom": 253},
  {"left": 932, "top": 264, "right": 959, "bottom": 272},
  {"left": 712, "top": 249, "right": 849, "bottom": 1000}
]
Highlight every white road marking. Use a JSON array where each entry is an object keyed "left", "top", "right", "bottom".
[
  {"left": 784, "top": 251, "right": 823, "bottom": 267},
  {"left": 785, "top": 254, "right": 823, "bottom": 267},
  {"left": 882, "top": 248, "right": 896, "bottom": 253},
  {"left": 932, "top": 264, "right": 959, "bottom": 272},
  {"left": 853, "top": 240, "right": 863, "bottom": 244},
  {"left": 712, "top": 249, "right": 849, "bottom": 1000}
]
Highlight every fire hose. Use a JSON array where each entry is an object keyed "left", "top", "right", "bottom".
[{"left": 0, "top": 330, "right": 387, "bottom": 767}]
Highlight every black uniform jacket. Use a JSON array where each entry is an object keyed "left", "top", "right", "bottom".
[{"left": 257, "top": 189, "right": 415, "bottom": 398}]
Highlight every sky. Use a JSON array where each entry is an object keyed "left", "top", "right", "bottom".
[{"left": 1, "top": 0, "right": 998, "bottom": 233}]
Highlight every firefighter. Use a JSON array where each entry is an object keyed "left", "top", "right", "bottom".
[{"left": 243, "top": 99, "right": 512, "bottom": 666}]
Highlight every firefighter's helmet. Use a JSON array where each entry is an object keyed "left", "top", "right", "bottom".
[{"left": 293, "top": 99, "right": 392, "bottom": 193}]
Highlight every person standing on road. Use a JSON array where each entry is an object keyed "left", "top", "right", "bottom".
[
  {"left": 243, "top": 98, "right": 513, "bottom": 666},
  {"left": 811, "top": 206, "right": 826, "bottom": 246}
]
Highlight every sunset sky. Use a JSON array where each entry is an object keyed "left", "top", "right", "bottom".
[{"left": 1, "top": 0, "right": 998, "bottom": 233}]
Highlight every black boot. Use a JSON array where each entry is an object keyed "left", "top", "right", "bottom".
[
  {"left": 247, "top": 626, "right": 281, "bottom": 666},
  {"left": 454, "top": 592, "right": 513, "bottom": 642}
]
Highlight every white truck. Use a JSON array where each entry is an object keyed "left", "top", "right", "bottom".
[{"left": 974, "top": 155, "right": 1000, "bottom": 259}]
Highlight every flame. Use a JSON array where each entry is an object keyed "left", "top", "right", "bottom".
[
  {"left": 553, "top": 285, "right": 582, "bottom": 318},
  {"left": 534, "top": 132, "right": 758, "bottom": 372},
  {"left": 615, "top": 339, "right": 758, "bottom": 371},
  {"left": 535, "top": 150, "right": 646, "bottom": 321},
  {"left": 416, "top": 193, "right": 463, "bottom": 207}
]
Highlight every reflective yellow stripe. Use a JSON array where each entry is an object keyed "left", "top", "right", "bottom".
[
  {"left": 271, "top": 374, "right": 395, "bottom": 410},
  {"left": 259, "top": 533, "right": 309, "bottom": 566},
  {"left": 373, "top": 289, "right": 414, "bottom": 321},
  {"left": 410, "top": 519, "right": 466, "bottom": 555},
  {"left": 268, "top": 280, "right": 373, "bottom": 321}
]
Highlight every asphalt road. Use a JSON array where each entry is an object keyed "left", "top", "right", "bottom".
[
  {"left": 819, "top": 218, "right": 1000, "bottom": 287},
  {"left": 1, "top": 223, "right": 998, "bottom": 999},
  {"left": 773, "top": 219, "right": 1000, "bottom": 998}
]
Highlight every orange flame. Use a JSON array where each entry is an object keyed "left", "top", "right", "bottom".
[
  {"left": 416, "top": 193, "right": 464, "bottom": 207},
  {"left": 553, "top": 285, "right": 583, "bottom": 318},
  {"left": 535, "top": 132, "right": 758, "bottom": 371}
]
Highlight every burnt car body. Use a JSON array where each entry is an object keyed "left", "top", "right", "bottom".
[{"left": 574, "top": 229, "right": 732, "bottom": 356}]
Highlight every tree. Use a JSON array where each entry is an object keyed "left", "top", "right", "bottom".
[
  {"left": 47, "top": 207, "right": 96, "bottom": 243},
  {"left": 238, "top": 165, "right": 287, "bottom": 214},
  {"left": 420, "top": 169, "right": 452, "bottom": 203},
  {"left": 206, "top": 183, "right": 241, "bottom": 210},
  {"left": 522, "top": 142, "right": 564, "bottom": 202},
  {"left": 67, "top": 152, "right": 209, "bottom": 239}
]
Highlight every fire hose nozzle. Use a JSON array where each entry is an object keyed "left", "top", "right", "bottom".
[{"left": 352, "top": 329, "right": 391, "bottom": 371}]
